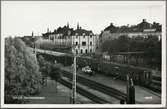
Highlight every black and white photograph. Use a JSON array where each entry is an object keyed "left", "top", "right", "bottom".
[{"left": 1, "top": 0, "right": 166, "bottom": 108}]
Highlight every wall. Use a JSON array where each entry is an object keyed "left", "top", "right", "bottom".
[{"left": 72, "top": 35, "right": 98, "bottom": 54}]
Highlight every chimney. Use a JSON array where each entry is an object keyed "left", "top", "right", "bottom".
[
  {"left": 77, "top": 22, "right": 79, "bottom": 29},
  {"left": 47, "top": 28, "right": 49, "bottom": 33},
  {"left": 143, "top": 19, "right": 146, "bottom": 22},
  {"left": 32, "top": 31, "right": 34, "bottom": 37},
  {"left": 67, "top": 22, "right": 69, "bottom": 28}
]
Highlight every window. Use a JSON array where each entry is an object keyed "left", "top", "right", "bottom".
[
  {"left": 75, "top": 42, "right": 78, "bottom": 45},
  {"left": 90, "top": 35, "right": 92, "bottom": 38},
  {"left": 83, "top": 35, "right": 85, "bottom": 38},
  {"left": 90, "top": 42, "right": 92, "bottom": 46},
  {"left": 80, "top": 49, "right": 83, "bottom": 54},
  {"left": 76, "top": 50, "right": 78, "bottom": 54},
  {"left": 82, "top": 42, "right": 86, "bottom": 46},
  {"left": 85, "top": 49, "right": 88, "bottom": 54},
  {"left": 76, "top": 36, "right": 78, "bottom": 39},
  {"left": 90, "top": 49, "right": 92, "bottom": 53}
]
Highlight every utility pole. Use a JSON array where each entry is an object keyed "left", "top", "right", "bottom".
[
  {"left": 72, "top": 54, "right": 77, "bottom": 104},
  {"left": 32, "top": 33, "right": 36, "bottom": 54},
  {"left": 127, "top": 75, "right": 135, "bottom": 104},
  {"left": 71, "top": 44, "right": 77, "bottom": 104},
  {"left": 126, "top": 43, "right": 135, "bottom": 104}
]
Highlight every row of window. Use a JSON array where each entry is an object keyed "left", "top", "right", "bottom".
[
  {"left": 75, "top": 41, "right": 92, "bottom": 46},
  {"left": 75, "top": 35, "right": 92, "bottom": 39},
  {"left": 75, "top": 49, "right": 92, "bottom": 54}
]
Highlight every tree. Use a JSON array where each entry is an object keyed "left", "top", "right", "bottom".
[
  {"left": 49, "top": 64, "right": 62, "bottom": 93},
  {"left": 130, "top": 36, "right": 145, "bottom": 51},
  {"left": 37, "top": 55, "right": 51, "bottom": 85},
  {"left": 5, "top": 37, "right": 42, "bottom": 104},
  {"left": 144, "top": 36, "right": 161, "bottom": 69},
  {"left": 101, "top": 35, "right": 130, "bottom": 54},
  {"left": 116, "top": 35, "right": 130, "bottom": 52},
  {"left": 21, "top": 36, "right": 34, "bottom": 47}
]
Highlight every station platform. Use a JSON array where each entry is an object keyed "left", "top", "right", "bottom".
[{"left": 61, "top": 66, "right": 161, "bottom": 104}]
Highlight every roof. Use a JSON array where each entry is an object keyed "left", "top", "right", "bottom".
[
  {"left": 112, "top": 51, "right": 145, "bottom": 55},
  {"left": 104, "top": 19, "right": 161, "bottom": 33},
  {"left": 74, "top": 29, "right": 93, "bottom": 36},
  {"left": 42, "top": 26, "right": 94, "bottom": 38}
]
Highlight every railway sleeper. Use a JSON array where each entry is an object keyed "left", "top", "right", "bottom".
[
  {"left": 61, "top": 70, "right": 127, "bottom": 101},
  {"left": 59, "top": 78, "right": 110, "bottom": 104}
]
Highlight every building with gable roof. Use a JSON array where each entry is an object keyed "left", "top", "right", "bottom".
[
  {"left": 101, "top": 19, "right": 162, "bottom": 43},
  {"left": 42, "top": 22, "right": 99, "bottom": 54},
  {"left": 72, "top": 23, "right": 99, "bottom": 54}
]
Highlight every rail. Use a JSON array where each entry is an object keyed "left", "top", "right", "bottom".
[
  {"left": 61, "top": 70, "right": 127, "bottom": 101},
  {"left": 59, "top": 78, "right": 110, "bottom": 104}
]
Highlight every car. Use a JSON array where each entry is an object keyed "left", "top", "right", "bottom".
[
  {"left": 82, "top": 66, "right": 91, "bottom": 72},
  {"left": 82, "top": 66, "right": 95, "bottom": 76}
]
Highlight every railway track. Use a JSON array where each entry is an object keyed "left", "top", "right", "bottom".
[
  {"left": 36, "top": 49, "right": 161, "bottom": 93},
  {"left": 61, "top": 70, "right": 127, "bottom": 101},
  {"left": 146, "top": 75, "right": 161, "bottom": 93},
  {"left": 59, "top": 78, "right": 110, "bottom": 104}
]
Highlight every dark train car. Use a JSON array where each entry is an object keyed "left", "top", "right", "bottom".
[{"left": 77, "top": 56, "right": 152, "bottom": 86}]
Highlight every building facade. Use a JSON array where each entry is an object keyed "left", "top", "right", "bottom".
[
  {"left": 101, "top": 31, "right": 161, "bottom": 42},
  {"left": 72, "top": 23, "right": 99, "bottom": 54},
  {"left": 101, "top": 19, "right": 162, "bottom": 43},
  {"left": 42, "top": 23, "right": 73, "bottom": 48},
  {"left": 48, "top": 33, "right": 72, "bottom": 47},
  {"left": 42, "top": 23, "right": 99, "bottom": 54}
]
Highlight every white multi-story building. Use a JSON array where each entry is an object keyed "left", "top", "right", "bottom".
[
  {"left": 72, "top": 23, "right": 99, "bottom": 54},
  {"left": 49, "top": 33, "right": 72, "bottom": 47},
  {"left": 42, "top": 23, "right": 73, "bottom": 48}
]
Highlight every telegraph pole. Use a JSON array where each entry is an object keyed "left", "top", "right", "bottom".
[
  {"left": 126, "top": 42, "right": 135, "bottom": 104},
  {"left": 71, "top": 45, "right": 77, "bottom": 104},
  {"left": 72, "top": 54, "right": 77, "bottom": 104},
  {"left": 127, "top": 76, "right": 135, "bottom": 104},
  {"left": 32, "top": 32, "right": 36, "bottom": 54}
]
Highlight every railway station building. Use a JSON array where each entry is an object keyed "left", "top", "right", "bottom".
[
  {"left": 72, "top": 23, "right": 99, "bottom": 54},
  {"left": 41, "top": 22, "right": 99, "bottom": 54}
]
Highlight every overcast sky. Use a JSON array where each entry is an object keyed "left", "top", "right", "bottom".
[{"left": 1, "top": 1, "right": 165, "bottom": 37}]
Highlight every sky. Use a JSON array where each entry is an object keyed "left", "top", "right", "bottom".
[{"left": 1, "top": 1, "right": 165, "bottom": 37}]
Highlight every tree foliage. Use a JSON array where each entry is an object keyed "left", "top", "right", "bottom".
[
  {"left": 101, "top": 35, "right": 161, "bottom": 69},
  {"left": 102, "top": 35, "right": 130, "bottom": 53},
  {"left": 37, "top": 55, "right": 51, "bottom": 77},
  {"left": 20, "top": 36, "right": 34, "bottom": 48},
  {"left": 49, "top": 64, "right": 62, "bottom": 81},
  {"left": 5, "top": 37, "right": 42, "bottom": 104}
]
